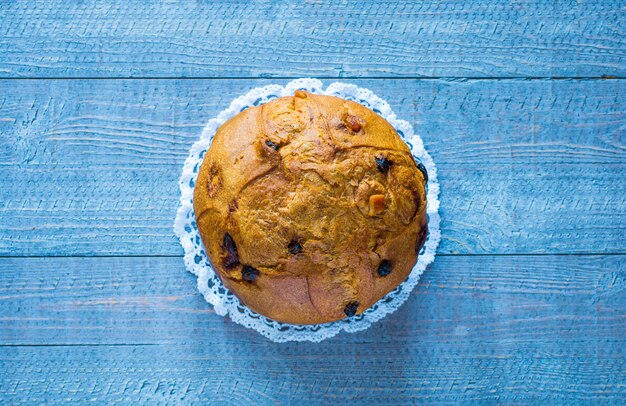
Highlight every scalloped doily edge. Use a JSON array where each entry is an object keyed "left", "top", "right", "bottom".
[{"left": 174, "top": 78, "right": 441, "bottom": 343}]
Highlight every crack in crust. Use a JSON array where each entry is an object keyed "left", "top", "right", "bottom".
[{"left": 305, "top": 276, "right": 324, "bottom": 319}]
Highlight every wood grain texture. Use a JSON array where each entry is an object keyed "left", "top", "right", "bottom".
[
  {"left": 0, "top": 1, "right": 624, "bottom": 78},
  {"left": 1, "top": 343, "right": 624, "bottom": 404},
  {"left": 1, "top": 1, "right": 624, "bottom": 403},
  {"left": 0, "top": 255, "right": 624, "bottom": 403},
  {"left": 1, "top": 79, "right": 624, "bottom": 256}
]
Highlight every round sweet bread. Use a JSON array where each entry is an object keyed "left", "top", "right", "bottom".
[{"left": 194, "top": 90, "right": 428, "bottom": 325}]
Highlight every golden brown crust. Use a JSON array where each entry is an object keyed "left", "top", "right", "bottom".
[{"left": 194, "top": 91, "right": 428, "bottom": 324}]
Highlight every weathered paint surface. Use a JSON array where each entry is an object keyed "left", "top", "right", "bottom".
[
  {"left": 0, "top": 255, "right": 625, "bottom": 403},
  {"left": 1, "top": 79, "right": 624, "bottom": 256},
  {"left": 0, "top": 1, "right": 625, "bottom": 404},
  {"left": 0, "top": 1, "right": 624, "bottom": 78}
]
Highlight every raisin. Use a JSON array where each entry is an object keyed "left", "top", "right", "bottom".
[
  {"left": 344, "top": 301, "right": 359, "bottom": 317},
  {"left": 377, "top": 259, "right": 392, "bottom": 277},
  {"left": 228, "top": 199, "right": 238, "bottom": 214},
  {"left": 375, "top": 156, "right": 393, "bottom": 173},
  {"left": 221, "top": 232, "right": 239, "bottom": 270},
  {"left": 288, "top": 240, "right": 303, "bottom": 255},
  {"left": 265, "top": 139, "right": 279, "bottom": 151},
  {"left": 414, "top": 158, "right": 428, "bottom": 183},
  {"left": 242, "top": 265, "right": 260, "bottom": 283}
]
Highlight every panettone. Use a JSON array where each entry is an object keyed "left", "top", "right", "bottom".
[{"left": 194, "top": 90, "right": 428, "bottom": 325}]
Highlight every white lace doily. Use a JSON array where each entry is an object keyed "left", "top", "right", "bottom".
[{"left": 174, "top": 79, "right": 441, "bottom": 343}]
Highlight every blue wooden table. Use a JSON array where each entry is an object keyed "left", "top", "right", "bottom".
[{"left": 1, "top": 1, "right": 625, "bottom": 404}]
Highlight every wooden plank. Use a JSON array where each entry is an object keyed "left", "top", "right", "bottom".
[
  {"left": 0, "top": 1, "right": 624, "bottom": 78},
  {"left": 1, "top": 79, "right": 624, "bottom": 256},
  {"left": 1, "top": 255, "right": 623, "bottom": 345},
  {"left": 1, "top": 78, "right": 624, "bottom": 255},
  {"left": 1, "top": 343, "right": 624, "bottom": 404},
  {"left": 0, "top": 255, "right": 624, "bottom": 403}
]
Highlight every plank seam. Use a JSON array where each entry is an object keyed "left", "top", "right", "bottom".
[
  {"left": 0, "top": 76, "right": 624, "bottom": 81},
  {"left": 0, "top": 253, "right": 624, "bottom": 259}
]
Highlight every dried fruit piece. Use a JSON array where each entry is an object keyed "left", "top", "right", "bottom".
[
  {"left": 265, "top": 139, "right": 279, "bottom": 150},
  {"left": 377, "top": 259, "right": 392, "bottom": 277},
  {"left": 368, "top": 194, "right": 386, "bottom": 216},
  {"left": 375, "top": 156, "right": 393, "bottom": 173},
  {"left": 344, "top": 301, "right": 360, "bottom": 317},
  {"left": 345, "top": 115, "right": 362, "bottom": 132},
  {"left": 242, "top": 265, "right": 260, "bottom": 282},
  {"left": 288, "top": 240, "right": 303, "bottom": 255},
  {"left": 228, "top": 199, "right": 238, "bottom": 214},
  {"left": 206, "top": 164, "right": 222, "bottom": 197},
  {"left": 294, "top": 89, "right": 308, "bottom": 99},
  {"left": 221, "top": 233, "right": 240, "bottom": 270}
]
